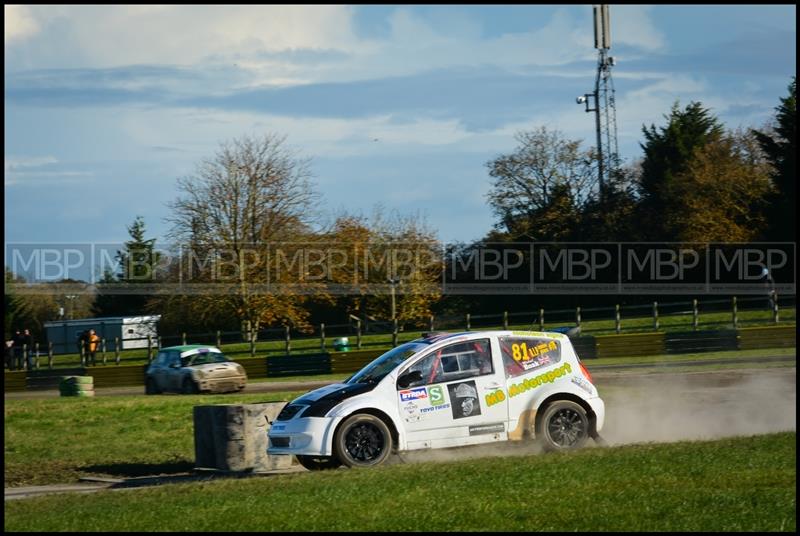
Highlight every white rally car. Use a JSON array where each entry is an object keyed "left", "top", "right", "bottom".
[{"left": 268, "top": 330, "right": 605, "bottom": 470}]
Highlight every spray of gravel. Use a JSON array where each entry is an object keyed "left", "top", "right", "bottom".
[{"left": 390, "top": 367, "right": 796, "bottom": 466}]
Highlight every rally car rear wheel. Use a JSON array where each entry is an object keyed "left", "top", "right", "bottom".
[
  {"left": 333, "top": 414, "right": 393, "bottom": 468},
  {"left": 536, "top": 400, "right": 589, "bottom": 452},
  {"left": 296, "top": 455, "right": 342, "bottom": 471}
]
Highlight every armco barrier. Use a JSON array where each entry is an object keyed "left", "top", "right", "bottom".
[
  {"left": 330, "top": 349, "right": 385, "bottom": 374},
  {"left": 594, "top": 332, "right": 666, "bottom": 358},
  {"left": 266, "top": 353, "right": 331, "bottom": 377},
  {"left": 571, "top": 337, "right": 597, "bottom": 360},
  {"left": 737, "top": 325, "right": 796, "bottom": 350},
  {"left": 4, "top": 371, "right": 26, "bottom": 392},
  {"left": 665, "top": 330, "right": 739, "bottom": 354},
  {"left": 90, "top": 364, "right": 148, "bottom": 388},
  {"left": 234, "top": 357, "right": 268, "bottom": 379}
]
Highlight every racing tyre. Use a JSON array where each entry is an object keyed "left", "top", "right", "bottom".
[
  {"left": 182, "top": 378, "right": 200, "bottom": 395},
  {"left": 536, "top": 400, "right": 589, "bottom": 452},
  {"left": 296, "top": 455, "right": 343, "bottom": 471},
  {"left": 145, "top": 378, "right": 160, "bottom": 395},
  {"left": 333, "top": 414, "right": 393, "bottom": 468}
]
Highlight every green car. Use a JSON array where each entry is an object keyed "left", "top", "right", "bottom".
[{"left": 145, "top": 345, "right": 247, "bottom": 394}]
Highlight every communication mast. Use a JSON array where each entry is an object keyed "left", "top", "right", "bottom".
[{"left": 576, "top": 4, "right": 619, "bottom": 200}]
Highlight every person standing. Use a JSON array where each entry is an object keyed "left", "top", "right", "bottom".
[
  {"left": 22, "top": 329, "right": 34, "bottom": 370},
  {"left": 87, "top": 329, "right": 100, "bottom": 366}
]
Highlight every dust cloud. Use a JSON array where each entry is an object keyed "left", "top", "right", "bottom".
[{"left": 598, "top": 367, "right": 796, "bottom": 445}]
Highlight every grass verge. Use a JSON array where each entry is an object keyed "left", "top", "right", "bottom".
[{"left": 4, "top": 432, "right": 796, "bottom": 532}]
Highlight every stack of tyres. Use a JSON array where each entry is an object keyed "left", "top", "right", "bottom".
[{"left": 59, "top": 376, "right": 95, "bottom": 397}]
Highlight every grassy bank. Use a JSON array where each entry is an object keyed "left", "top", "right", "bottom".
[{"left": 4, "top": 432, "right": 796, "bottom": 532}]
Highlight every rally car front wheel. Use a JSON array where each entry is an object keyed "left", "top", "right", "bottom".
[{"left": 333, "top": 414, "right": 393, "bottom": 468}]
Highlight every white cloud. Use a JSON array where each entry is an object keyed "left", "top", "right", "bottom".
[
  {"left": 4, "top": 5, "right": 39, "bottom": 44},
  {"left": 612, "top": 5, "right": 666, "bottom": 51}
]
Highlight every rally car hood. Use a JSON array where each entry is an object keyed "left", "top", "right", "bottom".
[
  {"left": 293, "top": 381, "right": 378, "bottom": 406},
  {"left": 189, "top": 362, "right": 244, "bottom": 378}
]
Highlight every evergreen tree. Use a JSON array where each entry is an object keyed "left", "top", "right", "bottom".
[
  {"left": 636, "top": 101, "right": 724, "bottom": 240},
  {"left": 752, "top": 77, "right": 796, "bottom": 241}
]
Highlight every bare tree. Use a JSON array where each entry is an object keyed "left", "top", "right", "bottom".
[
  {"left": 486, "top": 127, "right": 597, "bottom": 239},
  {"left": 164, "top": 133, "right": 320, "bottom": 332}
]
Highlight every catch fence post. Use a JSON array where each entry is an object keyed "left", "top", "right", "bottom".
[
  {"left": 503, "top": 311, "right": 508, "bottom": 330},
  {"left": 115, "top": 337, "right": 120, "bottom": 365},
  {"left": 392, "top": 319, "right": 398, "bottom": 347},
  {"left": 285, "top": 325, "right": 291, "bottom": 355},
  {"left": 615, "top": 304, "right": 621, "bottom": 334},
  {"left": 182, "top": 332, "right": 187, "bottom": 346},
  {"left": 772, "top": 293, "right": 779, "bottom": 323},
  {"left": 692, "top": 299, "right": 699, "bottom": 331},
  {"left": 48, "top": 341, "right": 54, "bottom": 369},
  {"left": 34, "top": 342, "right": 40, "bottom": 370},
  {"left": 102, "top": 338, "right": 107, "bottom": 365},
  {"left": 653, "top": 301, "right": 659, "bottom": 331},
  {"left": 576, "top": 307, "right": 581, "bottom": 329},
  {"left": 429, "top": 315, "right": 435, "bottom": 332},
  {"left": 732, "top": 296, "right": 738, "bottom": 328},
  {"left": 356, "top": 319, "right": 362, "bottom": 349},
  {"left": 147, "top": 336, "right": 153, "bottom": 363},
  {"left": 320, "top": 323, "right": 325, "bottom": 352},
  {"left": 466, "top": 313, "right": 471, "bottom": 331},
  {"left": 250, "top": 329, "right": 256, "bottom": 357},
  {"left": 216, "top": 330, "right": 222, "bottom": 349},
  {"left": 538, "top": 308, "right": 544, "bottom": 331}
]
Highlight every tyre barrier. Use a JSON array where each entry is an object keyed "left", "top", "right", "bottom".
[{"left": 59, "top": 376, "right": 95, "bottom": 397}]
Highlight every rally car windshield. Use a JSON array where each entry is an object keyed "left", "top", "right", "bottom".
[{"left": 346, "top": 342, "right": 430, "bottom": 384}]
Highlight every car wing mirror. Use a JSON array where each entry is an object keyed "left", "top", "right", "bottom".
[{"left": 397, "top": 370, "right": 422, "bottom": 389}]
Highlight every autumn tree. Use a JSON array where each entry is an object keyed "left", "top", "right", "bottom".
[{"left": 667, "top": 128, "right": 773, "bottom": 242}]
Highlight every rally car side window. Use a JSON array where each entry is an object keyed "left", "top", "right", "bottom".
[
  {"left": 499, "top": 337, "right": 561, "bottom": 378},
  {"left": 402, "top": 339, "right": 493, "bottom": 388}
]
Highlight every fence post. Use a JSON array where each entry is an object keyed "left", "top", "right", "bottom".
[
  {"left": 466, "top": 313, "right": 471, "bottom": 331},
  {"left": 356, "top": 319, "right": 362, "bottom": 349},
  {"left": 692, "top": 299, "right": 699, "bottom": 331},
  {"left": 615, "top": 304, "right": 621, "bottom": 334},
  {"left": 732, "top": 296, "right": 738, "bottom": 328},
  {"left": 250, "top": 329, "right": 256, "bottom": 357},
  {"left": 503, "top": 311, "right": 508, "bottom": 330},
  {"left": 101, "top": 338, "right": 107, "bottom": 365},
  {"left": 182, "top": 332, "right": 187, "bottom": 346},
  {"left": 48, "top": 341, "right": 54, "bottom": 369},
  {"left": 157, "top": 336, "right": 162, "bottom": 350},
  {"left": 576, "top": 307, "right": 581, "bottom": 329},
  {"left": 538, "top": 308, "right": 544, "bottom": 331},
  {"left": 653, "top": 301, "right": 659, "bottom": 331},
  {"left": 772, "top": 293, "right": 780, "bottom": 324},
  {"left": 392, "top": 319, "right": 398, "bottom": 347},
  {"left": 147, "top": 336, "right": 153, "bottom": 363},
  {"left": 34, "top": 342, "right": 40, "bottom": 370},
  {"left": 320, "top": 323, "right": 326, "bottom": 352},
  {"left": 115, "top": 337, "right": 121, "bottom": 365},
  {"left": 22, "top": 344, "right": 28, "bottom": 371},
  {"left": 429, "top": 315, "right": 435, "bottom": 332},
  {"left": 284, "top": 325, "right": 290, "bottom": 355},
  {"left": 216, "top": 330, "right": 222, "bottom": 349},
  {"left": 79, "top": 342, "right": 85, "bottom": 367}
]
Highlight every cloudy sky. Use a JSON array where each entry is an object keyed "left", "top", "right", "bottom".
[{"left": 5, "top": 4, "right": 796, "bottom": 249}]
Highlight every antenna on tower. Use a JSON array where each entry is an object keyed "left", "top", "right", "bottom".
[{"left": 577, "top": 4, "right": 620, "bottom": 201}]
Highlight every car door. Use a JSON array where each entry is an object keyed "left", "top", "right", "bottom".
[
  {"left": 149, "top": 351, "right": 169, "bottom": 390},
  {"left": 165, "top": 351, "right": 185, "bottom": 391},
  {"left": 397, "top": 337, "right": 509, "bottom": 450}
]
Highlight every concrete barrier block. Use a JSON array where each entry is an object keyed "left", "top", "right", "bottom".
[{"left": 193, "top": 402, "right": 292, "bottom": 473}]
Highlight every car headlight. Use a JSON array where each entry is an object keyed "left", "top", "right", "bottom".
[{"left": 235, "top": 365, "right": 245, "bottom": 375}]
